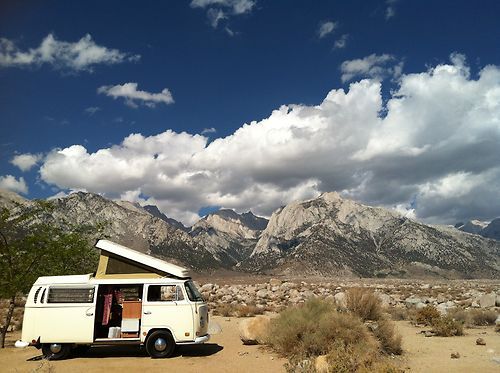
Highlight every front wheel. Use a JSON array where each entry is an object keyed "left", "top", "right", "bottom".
[
  {"left": 41, "top": 343, "right": 71, "bottom": 360},
  {"left": 146, "top": 330, "right": 176, "bottom": 358}
]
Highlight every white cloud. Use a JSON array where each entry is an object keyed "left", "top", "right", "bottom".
[
  {"left": 340, "top": 53, "right": 403, "bottom": 83},
  {"left": 318, "top": 21, "right": 337, "bottom": 39},
  {"left": 191, "top": 0, "right": 256, "bottom": 29},
  {"left": 334, "top": 34, "right": 348, "bottom": 49},
  {"left": 0, "top": 34, "right": 140, "bottom": 72},
  {"left": 0, "top": 175, "right": 28, "bottom": 194},
  {"left": 201, "top": 127, "right": 217, "bottom": 135},
  {"left": 39, "top": 54, "right": 500, "bottom": 225},
  {"left": 10, "top": 153, "right": 43, "bottom": 172},
  {"left": 84, "top": 106, "right": 100, "bottom": 115},
  {"left": 97, "top": 83, "right": 174, "bottom": 108},
  {"left": 385, "top": 0, "right": 398, "bottom": 20}
]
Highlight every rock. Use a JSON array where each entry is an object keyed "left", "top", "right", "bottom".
[
  {"left": 479, "top": 293, "right": 496, "bottom": 308},
  {"left": 238, "top": 351, "right": 249, "bottom": 356},
  {"left": 269, "top": 278, "right": 282, "bottom": 287},
  {"left": 334, "top": 292, "right": 346, "bottom": 307},
  {"left": 476, "top": 338, "right": 486, "bottom": 346},
  {"left": 405, "top": 296, "right": 423, "bottom": 307},
  {"left": 200, "top": 283, "right": 214, "bottom": 292},
  {"left": 239, "top": 316, "right": 271, "bottom": 345},
  {"left": 256, "top": 289, "right": 269, "bottom": 299},
  {"left": 436, "top": 301, "right": 455, "bottom": 315},
  {"left": 451, "top": 352, "right": 460, "bottom": 359},
  {"left": 315, "top": 355, "right": 330, "bottom": 373},
  {"left": 375, "top": 292, "right": 391, "bottom": 306},
  {"left": 415, "top": 302, "right": 427, "bottom": 310},
  {"left": 496, "top": 295, "right": 500, "bottom": 307},
  {"left": 495, "top": 316, "right": 500, "bottom": 326}
]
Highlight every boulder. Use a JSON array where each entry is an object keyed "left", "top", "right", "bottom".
[
  {"left": 239, "top": 315, "right": 271, "bottom": 345},
  {"left": 256, "top": 289, "right": 269, "bottom": 299},
  {"left": 200, "top": 283, "right": 214, "bottom": 293},
  {"left": 479, "top": 293, "right": 496, "bottom": 308},
  {"left": 269, "top": 278, "right": 282, "bottom": 287},
  {"left": 334, "top": 292, "right": 346, "bottom": 307}
]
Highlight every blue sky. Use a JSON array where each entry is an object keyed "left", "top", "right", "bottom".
[{"left": 1, "top": 0, "right": 500, "bottom": 225}]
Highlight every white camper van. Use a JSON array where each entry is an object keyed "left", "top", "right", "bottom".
[{"left": 15, "top": 240, "right": 209, "bottom": 360}]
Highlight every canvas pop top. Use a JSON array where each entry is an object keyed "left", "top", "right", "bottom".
[{"left": 15, "top": 239, "right": 210, "bottom": 359}]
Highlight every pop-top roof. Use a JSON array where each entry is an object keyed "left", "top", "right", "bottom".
[
  {"left": 95, "top": 239, "right": 191, "bottom": 279},
  {"left": 34, "top": 274, "right": 93, "bottom": 285}
]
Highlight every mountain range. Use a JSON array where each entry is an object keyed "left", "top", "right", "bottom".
[
  {"left": 1, "top": 189, "right": 499, "bottom": 278},
  {"left": 456, "top": 219, "right": 500, "bottom": 241}
]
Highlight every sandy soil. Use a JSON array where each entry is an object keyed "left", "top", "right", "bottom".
[
  {"left": 1, "top": 318, "right": 499, "bottom": 372},
  {"left": 397, "top": 321, "right": 500, "bottom": 372}
]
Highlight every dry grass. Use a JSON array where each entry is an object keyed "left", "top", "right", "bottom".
[
  {"left": 448, "top": 308, "right": 498, "bottom": 327},
  {"left": 371, "top": 318, "right": 403, "bottom": 355},
  {"left": 431, "top": 315, "right": 464, "bottom": 337},
  {"left": 414, "top": 305, "right": 441, "bottom": 326},
  {"left": 267, "top": 298, "right": 401, "bottom": 372},
  {"left": 345, "top": 288, "right": 383, "bottom": 321},
  {"left": 386, "top": 307, "right": 410, "bottom": 321}
]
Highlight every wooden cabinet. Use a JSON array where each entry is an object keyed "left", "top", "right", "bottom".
[{"left": 122, "top": 301, "right": 142, "bottom": 319}]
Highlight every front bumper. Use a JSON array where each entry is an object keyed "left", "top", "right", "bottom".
[{"left": 177, "top": 334, "right": 210, "bottom": 345}]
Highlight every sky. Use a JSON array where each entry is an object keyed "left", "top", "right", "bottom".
[{"left": 1, "top": 0, "right": 500, "bottom": 225}]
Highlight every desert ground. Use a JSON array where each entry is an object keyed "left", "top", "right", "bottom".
[
  {"left": 1, "top": 276, "right": 499, "bottom": 372},
  {"left": 1, "top": 316, "right": 499, "bottom": 373}
]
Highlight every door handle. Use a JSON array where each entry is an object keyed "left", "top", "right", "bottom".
[
  {"left": 86, "top": 312, "right": 94, "bottom": 316},
  {"left": 144, "top": 311, "right": 151, "bottom": 315}
]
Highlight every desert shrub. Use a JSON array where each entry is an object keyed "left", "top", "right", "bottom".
[
  {"left": 414, "top": 305, "right": 441, "bottom": 326},
  {"left": 235, "top": 304, "right": 265, "bottom": 318},
  {"left": 345, "top": 288, "right": 383, "bottom": 321},
  {"left": 267, "top": 298, "right": 376, "bottom": 359},
  {"left": 371, "top": 318, "right": 403, "bottom": 355},
  {"left": 431, "top": 316, "right": 464, "bottom": 337},
  {"left": 386, "top": 307, "right": 409, "bottom": 321},
  {"left": 212, "top": 303, "right": 267, "bottom": 317},
  {"left": 468, "top": 309, "right": 498, "bottom": 326}
]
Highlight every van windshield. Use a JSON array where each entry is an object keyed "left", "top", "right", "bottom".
[{"left": 184, "top": 281, "right": 204, "bottom": 302}]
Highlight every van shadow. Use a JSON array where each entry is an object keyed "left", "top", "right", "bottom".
[
  {"left": 25, "top": 343, "right": 225, "bottom": 360},
  {"left": 175, "top": 343, "right": 223, "bottom": 357}
]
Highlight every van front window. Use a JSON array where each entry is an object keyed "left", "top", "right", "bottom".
[{"left": 184, "top": 281, "right": 204, "bottom": 302}]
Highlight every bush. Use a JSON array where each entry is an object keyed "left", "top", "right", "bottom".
[
  {"left": 468, "top": 309, "right": 498, "bottom": 326},
  {"left": 386, "top": 307, "right": 409, "bottom": 321},
  {"left": 371, "top": 318, "right": 403, "bottom": 355},
  {"left": 267, "top": 298, "right": 376, "bottom": 359},
  {"left": 212, "top": 303, "right": 266, "bottom": 317},
  {"left": 414, "top": 305, "right": 441, "bottom": 326},
  {"left": 431, "top": 316, "right": 464, "bottom": 337},
  {"left": 345, "top": 288, "right": 383, "bottom": 321}
]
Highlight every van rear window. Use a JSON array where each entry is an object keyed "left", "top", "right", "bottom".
[{"left": 47, "top": 287, "right": 95, "bottom": 303}]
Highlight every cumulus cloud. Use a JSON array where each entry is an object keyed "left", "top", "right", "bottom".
[
  {"left": 39, "top": 54, "right": 500, "bottom": 225},
  {"left": 318, "top": 21, "right": 337, "bottom": 38},
  {"left": 10, "top": 153, "right": 43, "bottom": 171},
  {"left": 191, "top": 0, "right": 255, "bottom": 29},
  {"left": 340, "top": 53, "right": 403, "bottom": 83},
  {"left": 0, "top": 34, "right": 140, "bottom": 72},
  {"left": 97, "top": 83, "right": 174, "bottom": 108},
  {"left": 0, "top": 175, "right": 28, "bottom": 194},
  {"left": 334, "top": 34, "right": 349, "bottom": 50}
]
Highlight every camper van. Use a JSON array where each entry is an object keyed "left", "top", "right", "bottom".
[{"left": 15, "top": 240, "right": 209, "bottom": 359}]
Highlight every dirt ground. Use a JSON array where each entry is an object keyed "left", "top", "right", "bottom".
[{"left": 1, "top": 317, "right": 499, "bottom": 372}]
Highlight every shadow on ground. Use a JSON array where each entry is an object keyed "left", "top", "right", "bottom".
[{"left": 25, "top": 343, "right": 224, "bottom": 361}]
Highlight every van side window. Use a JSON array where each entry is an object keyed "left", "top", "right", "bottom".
[
  {"left": 47, "top": 287, "right": 95, "bottom": 303},
  {"left": 147, "top": 285, "right": 183, "bottom": 302}
]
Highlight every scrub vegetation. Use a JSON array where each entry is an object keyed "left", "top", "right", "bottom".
[{"left": 266, "top": 295, "right": 402, "bottom": 372}]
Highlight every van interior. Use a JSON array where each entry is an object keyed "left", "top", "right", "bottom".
[{"left": 94, "top": 284, "right": 144, "bottom": 339}]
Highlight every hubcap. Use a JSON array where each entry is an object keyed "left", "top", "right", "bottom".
[
  {"left": 49, "top": 343, "right": 62, "bottom": 354},
  {"left": 154, "top": 337, "right": 167, "bottom": 352}
]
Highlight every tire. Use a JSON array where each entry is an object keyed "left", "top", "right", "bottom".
[
  {"left": 41, "top": 343, "right": 71, "bottom": 360},
  {"left": 145, "top": 330, "right": 176, "bottom": 358}
]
